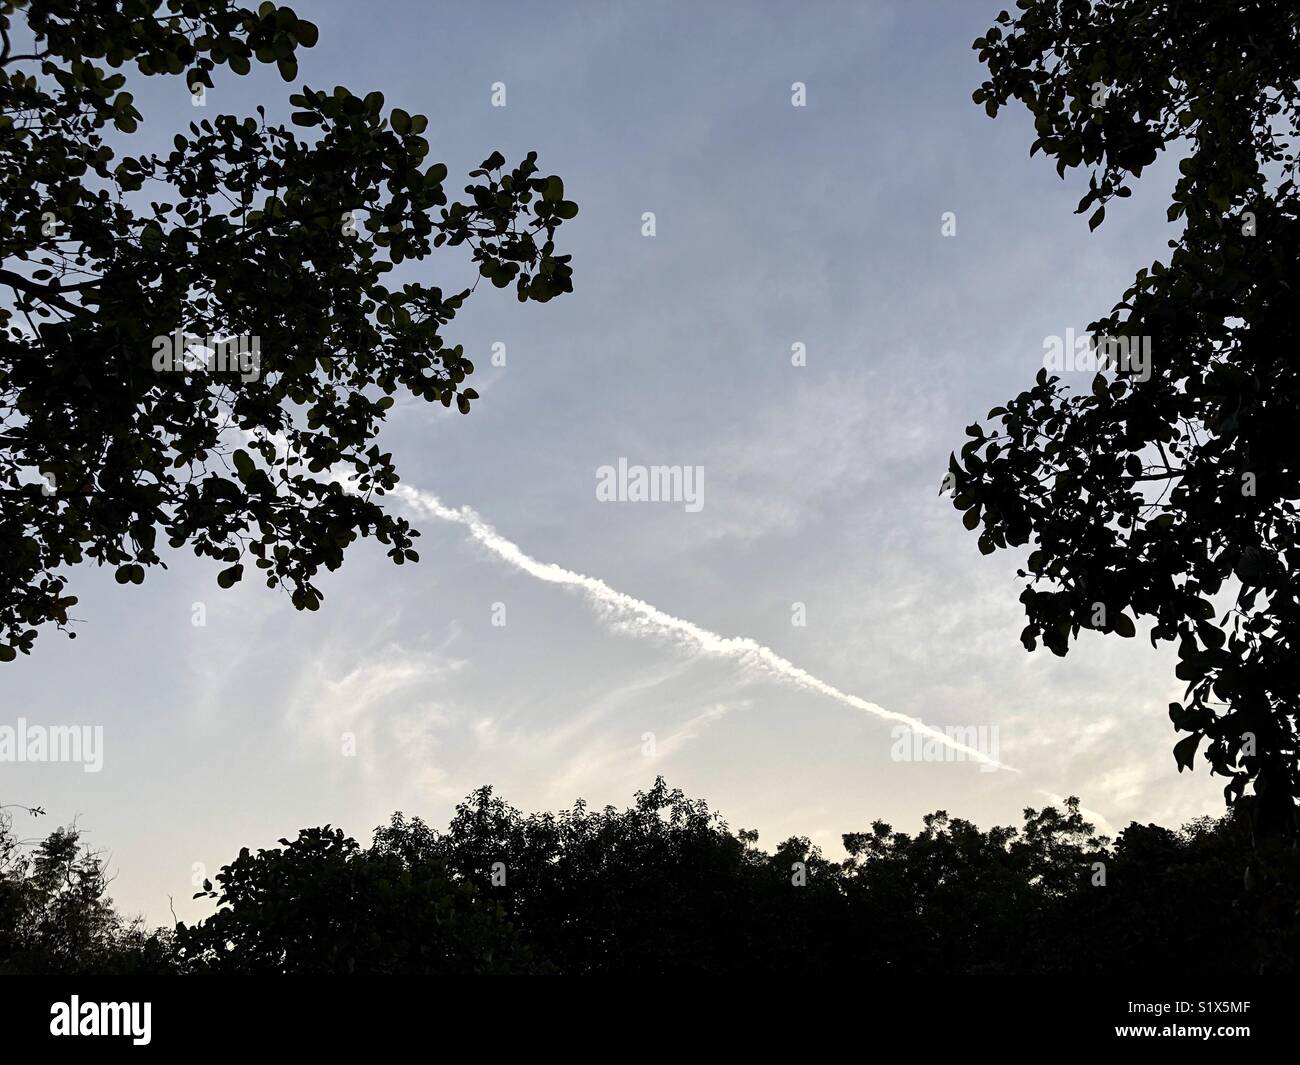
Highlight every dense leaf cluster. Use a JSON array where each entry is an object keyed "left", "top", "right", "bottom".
[
  {"left": 955, "top": 1, "right": 1300, "bottom": 822},
  {"left": 0, "top": 1, "right": 575, "bottom": 658}
]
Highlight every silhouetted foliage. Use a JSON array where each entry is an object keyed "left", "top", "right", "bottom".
[
  {"left": 152, "top": 781, "right": 1300, "bottom": 975},
  {"left": 954, "top": 0, "right": 1300, "bottom": 825},
  {"left": 369, "top": 778, "right": 847, "bottom": 974},
  {"left": 0, "top": 803, "right": 172, "bottom": 973},
  {"left": 0, "top": 1, "right": 576, "bottom": 660},
  {"left": 173, "top": 824, "right": 541, "bottom": 973}
]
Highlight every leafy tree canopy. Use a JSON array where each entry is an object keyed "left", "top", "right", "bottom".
[
  {"left": 0, "top": 0, "right": 576, "bottom": 660},
  {"left": 955, "top": 0, "right": 1300, "bottom": 827}
]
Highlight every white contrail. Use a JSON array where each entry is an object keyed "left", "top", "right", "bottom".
[{"left": 394, "top": 484, "right": 1017, "bottom": 774}]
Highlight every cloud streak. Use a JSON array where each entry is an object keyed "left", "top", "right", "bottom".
[{"left": 394, "top": 485, "right": 1017, "bottom": 773}]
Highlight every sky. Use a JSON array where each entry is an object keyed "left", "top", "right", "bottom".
[{"left": 0, "top": 0, "right": 1225, "bottom": 925}]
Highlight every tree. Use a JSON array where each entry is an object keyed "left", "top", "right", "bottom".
[
  {"left": 369, "top": 778, "right": 849, "bottom": 974},
  {"left": 0, "top": 0, "right": 577, "bottom": 660},
  {"left": 173, "top": 824, "right": 540, "bottom": 973},
  {"left": 0, "top": 803, "right": 173, "bottom": 973},
  {"left": 10, "top": 783, "right": 1296, "bottom": 974},
  {"left": 839, "top": 800, "right": 1108, "bottom": 973},
  {"left": 952, "top": 0, "right": 1300, "bottom": 830},
  {"left": 182, "top": 781, "right": 1293, "bottom": 975}
]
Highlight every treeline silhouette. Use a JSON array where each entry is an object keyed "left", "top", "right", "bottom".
[{"left": 3, "top": 781, "right": 1296, "bottom": 975}]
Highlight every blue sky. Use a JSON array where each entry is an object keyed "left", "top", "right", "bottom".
[{"left": 0, "top": 0, "right": 1222, "bottom": 925}]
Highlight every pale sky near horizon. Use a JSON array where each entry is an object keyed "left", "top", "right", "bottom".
[{"left": 0, "top": 0, "right": 1225, "bottom": 925}]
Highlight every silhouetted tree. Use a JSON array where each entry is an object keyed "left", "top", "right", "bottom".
[
  {"left": 953, "top": 0, "right": 1300, "bottom": 828},
  {"left": 840, "top": 803, "right": 1103, "bottom": 973},
  {"left": 372, "top": 778, "right": 847, "bottom": 974},
  {"left": 11, "top": 782, "right": 1295, "bottom": 975},
  {"left": 173, "top": 825, "right": 541, "bottom": 973},
  {"left": 0, "top": 803, "right": 172, "bottom": 973},
  {"left": 1070, "top": 816, "right": 1258, "bottom": 975},
  {"left": 0, "top": 1, "right": 576, "bottom": 660}
]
